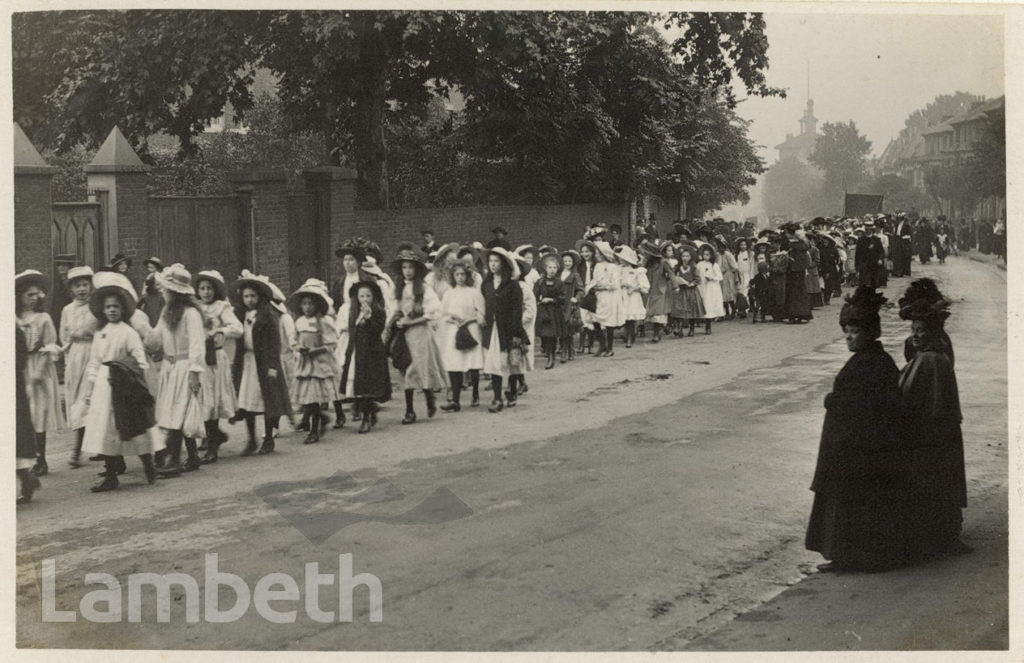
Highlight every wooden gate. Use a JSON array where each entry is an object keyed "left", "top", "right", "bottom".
[
  {"left": 52, "top": 202, "right": 103, "bottom": 268},
  {"left": 148, "top": 196, "right": 249, "bottom": 280}
]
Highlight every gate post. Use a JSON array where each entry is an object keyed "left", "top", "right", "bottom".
[
  {"left": 302, "top": 166, "right": 357, "bottom": 287},
  {"left": 228, "top": 169, "right": 290, "bottom": 290},
  {"left": 84, "top": 127, "right": 150, "bottom": 282},
  {"left": 13, "top": 123, "right": 55, "bottom": 274}
]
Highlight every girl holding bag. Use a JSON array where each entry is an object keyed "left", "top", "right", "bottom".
[{"left": 438, "top": 261, "right": 486, "bottom": 411}]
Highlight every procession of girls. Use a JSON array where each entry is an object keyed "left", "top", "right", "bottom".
[{"left": 14, "top": 219, "right": 836, "bottom": 502}]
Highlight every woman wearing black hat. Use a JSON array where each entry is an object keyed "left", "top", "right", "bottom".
[
  {"left": 898, "top": 284, "right": 968, "bottom": 557},
  {"left": 806, "top": 287, "right": 910, "bottom": 572}
]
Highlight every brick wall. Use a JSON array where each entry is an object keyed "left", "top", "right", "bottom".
[
  {"left": 115, "top": 173, "right": 151, "bottom": 285},
  {"left": 14, "top": 173, "right": 54, "bottom": 275},
  {"left": 349, "top": 202, "right": 631, "bottom": 257}
]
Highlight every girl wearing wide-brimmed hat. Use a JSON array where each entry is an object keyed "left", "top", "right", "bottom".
[
  {"left": 696, "top": 243, "right": 725, "bottom": 334},
  {"left": 437, "top": 261, "right": 486, "bottom": 411},
  {"left": 80, "top": 271, "right": 163, "bottom": 492},
  {"left": 390, "top": 244, "right": 448, "bottom": 424},
  {"left": 480, "top": 247, "right": 527, "bottom": 412},
  {"left": 340, "top": 280, "right": 391, "bottom": 434},
  {"left": 425, "top": 242, "right": 465, "bottom": 301},
  {"left": 230, "top": 271, "right": 293, "bottom": 456},
  {"left": 145, "top": 264, "right": 208, "bottom": 474},
  {"left": 641, "top": 240, "right": 674, "bottom": 343},
  {"left": 287, "top": 279, "right": 340, "bottom": 444},
  {"left": 59, "top": 265, "right": 96, "bottom": 468},
  {"left": 193, "top": 270, "right": 243, "bottom": 463},
  {"left": 558, "top": 250, "right": 584, "bottom": 361},
  {"left": 588, "top": 240, "right": 624, "bottom": 357},
  {"left": 16, "top": 270, "right": 65, "bottom": 477},
  {"left": 514, "top": 245, "right": 541, "bottom": 291},
  {"left": 614, "top": 245, "right": 648, "bottom": 348},
  {"left": 506, "top": 254, "right": 537, "bottom": 397}
]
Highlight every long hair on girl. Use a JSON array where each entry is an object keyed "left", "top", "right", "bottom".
[
  {"left": 348, "top": 284, "right": 385, "bottom": 334},
  {"left": 162, "top": 290, "right": 202, "bottom": 330},
  {"left": 394, "top": 264, "right": 425, "bottom": 318}
]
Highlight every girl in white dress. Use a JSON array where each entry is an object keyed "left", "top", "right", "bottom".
[
  {"left": 590, "top": 240, "right": 625, "bottom": 357},
  {"left": 146, "top": 264, "right": 207, "bottom": 475},
  {"left": 615, "top": 246, "right": 649, "bottom": 348},
  {"left": 80, "top": 271, "right": 163, "bottom": 491},
  {"left": 734, "top": 238, "right": 755, "bottom": 319},
  {"left": 438, "top": 262, "right": 486, "bottom": 412},
  {"left": 59, "top": 265, "right": 96, "bottom": 468},
  {"left": 194, "top": 270, "right": 243, "bottom": 463},
  {"left": 16, "top": 270, "right": 65, "bottom": 477},
  {"left": 697, "top": 245, "right": 726, "bottom": 334},
  {"left": 390, "top": 244, "right": 448, "bottom": 424}
]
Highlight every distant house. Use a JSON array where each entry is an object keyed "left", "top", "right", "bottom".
[
  {"left": 877, "top": 96, "right": 1004, "bottom": 218},
  {"left": 203, "top": 68, "right": 281, "bottom": 134}
]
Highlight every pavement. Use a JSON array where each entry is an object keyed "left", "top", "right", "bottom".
[{"left": 15, "top": 254, "right": 1007, "bottom": 652}]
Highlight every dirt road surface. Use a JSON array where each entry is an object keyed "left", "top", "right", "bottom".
[{"left": 16, "top": 255, "right": 1007, "bottom": 651}]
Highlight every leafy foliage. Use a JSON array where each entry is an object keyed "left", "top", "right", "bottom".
[{"left": 15, "top": 10, "right": 780, "bottom": 210}]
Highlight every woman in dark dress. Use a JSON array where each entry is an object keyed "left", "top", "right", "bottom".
[
  {"left": 339, "top": 281, "right": 391, "bottom": 434},
  {"left": 898, "top": 287, "right": 970, "bottom": 557},
  {"left": 899, "top": 278, "right": 954, "bottom": 368},
  {"left": 783, "top": 226, "right": 813, "bottom": 323},
  {"left": 806, "top": 287, "right": 909, "bottom": 572}
]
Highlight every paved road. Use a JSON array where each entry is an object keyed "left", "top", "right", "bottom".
[{"left": 16, "top": 255, "right": 1006, "bottom": 651}]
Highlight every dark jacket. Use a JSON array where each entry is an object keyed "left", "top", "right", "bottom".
[
  {"left": 481, "top": 275, "right": 525, "bottom": 352},
  {"left": 534, "top": 277, "right": 567, "bottom": 338},
  {"left": 787, "top": 239, "right": 811, "bottom": 271},
  {"left": 16, "top": 326, "right": 37, "bottom": 460},
  {"left": 330, "top": 270, "right": 379, "bottom": 312},
  {"left": 232, "top": 304, "right": 292, "bottom": 418},
  {"left": 485, "top": 238, "right": 512, "bottom": 251},
  {"left": 106, "top": 359, "right": 155, "bottom": 441},
  {"left": 811, "top": 341, "right": 908, "bottom": 497},
  {"left": 340, "top": 308, "right": 391, "bottom": 403}
]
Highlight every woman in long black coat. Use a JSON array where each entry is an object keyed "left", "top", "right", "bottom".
[
  {"left": 806, "top": 287, "right": 910, "bottom": 572},
  {"left": 898, "top": 290, "right": 969, "bottom": 557},
  {"left": 340, "top": 280, "right": 391, "bottom": 434},
  {"left": 784, "top": 233, "right": 813, "bottom": 322}
]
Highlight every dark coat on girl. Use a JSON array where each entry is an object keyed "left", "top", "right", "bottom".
[
  {"left": 645, "top": 259, "right": 675, "bottom": 319},
  {"left": 748, "top": 272, "right": 772, "bottom": 314},
  {"left": 534, "top": 277, "right": 568, "bottom": 338},
  {"left": 340, "top": 308, "right": 391, "bottom": 403},
  {"left": 16, "top": 325, "right": 37, "bottom": 460},
  {"left": 481, "top": 276, "right": 525, "bottom": 352},
  {"left": 806, "top": 341, "right": 910, "bottom": 568},
  {"left": 232, "top": 304, "right": 292, "bottom": 419}
]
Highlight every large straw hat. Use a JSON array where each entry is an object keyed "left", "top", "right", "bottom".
[
  {"left": 194, "top": 269, "right": 227, "bottom": 301},
  {"left": 15, "top": 269, "right": 47, "bottom": 294},
  {"left": 614, "top": 245, "right": 641, "bottom": 266},
  {"left": 231, "top": 269, "right": 274, "bottom": 303},
  {"left": 486, "top": 246, "right": 519, "bottom": 279},
  {"left": 90, "top": 271, "right": 138, "bottom": 321},
  {"left": 288, "top": 278, "right": 332, "bottom": 316},
  {"left": 158, "top": 263, "right": 195, "bottom": 296},
  {"left": 391, "top": 243, "right": 428, "bottom": 279},
  {"left": 432, "top": 242, "right": 461, "bottom": 266}
]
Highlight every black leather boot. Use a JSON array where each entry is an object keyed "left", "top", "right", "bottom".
[
  {"left": 140, "top": 454, "right": 156, "bottom": 484},
  {"left": 333, "top": 401, "right": 346, "bottom": 429},
  {"left": 182, "top": 438, "right": 201, "bottom": 472}
]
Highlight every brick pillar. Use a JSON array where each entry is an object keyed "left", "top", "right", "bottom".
[
  {"left": 303, "top": 166, "right": 358, "bottom": 287},
  {"left": 14, "top": 123, "right": 56, "bottom": 274},
  {"left": 228, "top": 169, "right": 291, "bottom": 291},
  {"left": 84, "top": 127, "right": 150, "bottom": 284}
]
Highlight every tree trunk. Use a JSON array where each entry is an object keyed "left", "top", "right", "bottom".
[{"left": 352, "top": 14, "right": 390, "bottom": 209}]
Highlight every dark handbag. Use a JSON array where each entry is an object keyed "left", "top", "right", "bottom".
[
  {"left": 580, "top": 289, "right": 598, "bottom": 313},
  {"left": 389, "top": 326, "right": 412, "bottom": 372},
  {"left": 205, "top": 336, "right": 218, "bottom": 366},
  {"left": 455, "top": 323, "right": 478, "bottom": 351}
]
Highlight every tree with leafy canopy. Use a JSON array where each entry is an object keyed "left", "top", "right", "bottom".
[
  {"left": 808, "top": 121, "right": 872, "bottom": 196},
  {"left": 14, "top": 9, "right": 782, "bottom": 209},
  {"left": 761, "top": 157, "right": 822, "bottom": 220}
]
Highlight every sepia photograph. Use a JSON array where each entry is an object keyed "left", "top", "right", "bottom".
[{"left": 7, "top": 1, "right": 1013, "bottom": 656}]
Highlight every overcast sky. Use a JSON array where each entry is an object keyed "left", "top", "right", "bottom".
[
  {"left": 715, "top": 10, "right": 1004, "bottom": 219},
  {"left": 737, "top": 11, "right": 1004, "bottom": 162}
]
